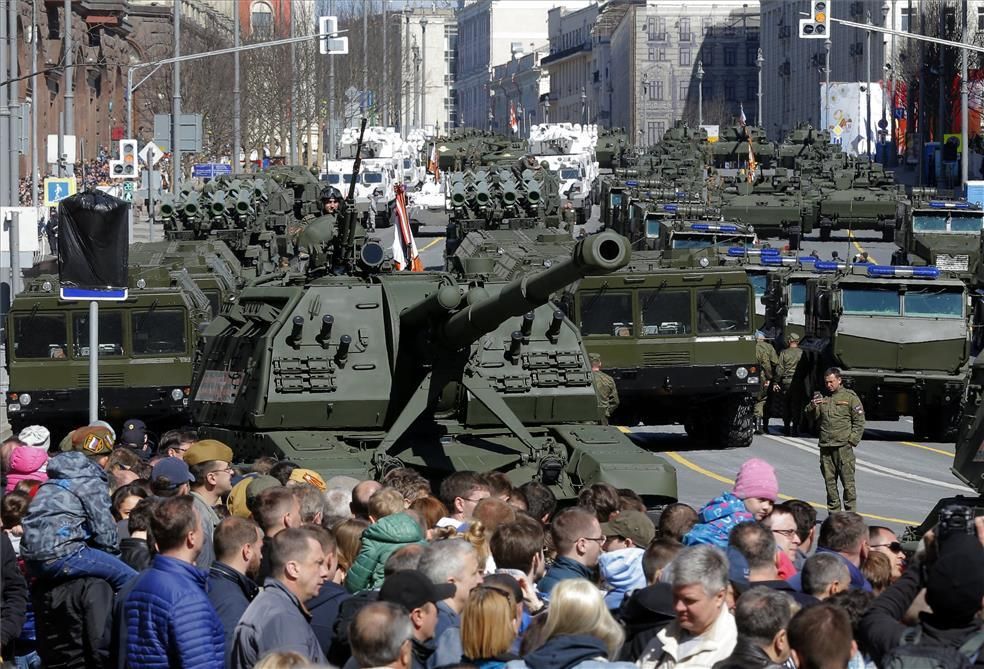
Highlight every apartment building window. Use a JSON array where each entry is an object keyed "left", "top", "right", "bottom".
[
  {"left": 900, "top": 7, "right": 913, "bottom": 31},
  {"left": 647, "top": 121, "right": 664, "bottom": 146},
  {"left": 703, "top": 80, "right": 714, "bottom": 100},
  {"left": 746, "top": 80, "right": 757, "bottom": 102},
  {"left": 648, "top": 17, "right": 667, "bottom": 41},
  {"left": 680, "top": 48, "right": 691, "bottom": 66},
  {"left": 649, "top": 47, "right": 667, "bottom": 62},
  {"left": 702, "top": 45, "right": 714, "bottom": 66},
  {"left": 978, "top": 6, "right": 984, "bottom": 30},
  {"left": 724, "top": 47, "right": 737, "bottom": 66},
  {"left": 679, "top": 81, "right": 689, "bottom": 101},
  {"left": 746, "top": 46, "right": 757, "bottom": 66},
  {"left": 724, "top": 80, "right": 736, "bottom": 101},
  {"left": 648, "top": 79, "right": 664, "bottom": 100},
  {"left": 702, "top": 18, "right": 714, "bottom": 36},
  {"left": 679, "top": 17, "right": 692, "bottom": 41}
]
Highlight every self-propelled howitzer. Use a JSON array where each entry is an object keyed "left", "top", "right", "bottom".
[{"left": 191, "top": 231, "right": 678, "bottom": 503}]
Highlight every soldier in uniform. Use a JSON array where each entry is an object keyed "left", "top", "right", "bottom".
[
  {"left": 590, "top": 353, "right": 619, "bottom": 425},
  {"left": 772, "top": 332, "right": 803, "bottom": 436},
  {"left": 754, "top": 331, "right": 779, "bottom": 434},
  {"left": 560, "top": 200, "right": 577, "bottom": 232},
  {"left": 805, "top": 367, "right": 865, "bottom": 511}
]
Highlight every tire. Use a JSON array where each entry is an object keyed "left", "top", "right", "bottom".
[
  {"left": 925, "top": 407, "right": 959, "bottom": 443},
  {"left": 819, "top": 226, "right": 832, "bottom": 242},
  {"left": 881, "top": 226, "right": 895, "bottom": 242},
  {"left": 684, "top": 414, "right": 712, "bottom": 444},
  {"left": 912, "top": 412, "right": 932, "bottom": 441},
  {"left": 719, "top": 396, "right": 755, "bottom": 448}
]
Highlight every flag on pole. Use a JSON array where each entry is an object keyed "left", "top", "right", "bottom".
[
  {"left": 428, "top": 143, "right": 440, "bottom": 183},
  {"left": 509, "top": 102, "right": 518, "bottom": 134},
  {"left": 739, "top": 103, "right": 747, "bottom": 127},
  {"left": 391, "top": 184, "right": 423, "bottom": 272},
  {"left": 746, "top": 140, "right": 757, "bottom": 183}
]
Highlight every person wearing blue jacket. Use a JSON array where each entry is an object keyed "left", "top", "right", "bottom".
[
  {"left": 21, "top": 436, "right": 137, "bottom": 591},
  {"left": 122, "top": 495, "right": 225, "bottom": 669},
  {"left": 208, "top": 517, "right": 263, "bottom": 668}
]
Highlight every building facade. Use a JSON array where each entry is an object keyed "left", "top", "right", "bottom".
[
  {"left": 609, "top": 0, "right": 760, "bottom": 147},
  {"left": 399, "top": 8, "right": 459, "bottom": 134},
  {"left": 541, "top": 3, "right": 600, "bottom": 124},
  {"left": 489, "top": 49, "right": 547, "bottom": 135},
  {"left": 455, "top": 0, "right": 591, "bottom": 130}
]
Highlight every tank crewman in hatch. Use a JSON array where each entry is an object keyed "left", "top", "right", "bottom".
[
  {"left": 772, "top": 332, "right": 804, "bottom": 436},
  {"left": 591, "top": 353, "right": 619, "bottom": 426},
  {"left": 805, "top": 367, "right": 865, "bottom": 512},
  {"left": 754, "top": 331, "right": 779, "bottom": 435}
]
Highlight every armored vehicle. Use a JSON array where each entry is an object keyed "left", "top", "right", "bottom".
[
  {"left": 816, "top": 162, "right": 907, "bottom": 242},
  {"left": 801, "top": 263, "right": 970, "bottom": 441},
  {"left": 5, "top": 266, "right": 212, "bottom": 433},
  {"left": 190, "top": 231, "right": 678, "bottom": 503},
  {"left": 709, "top": 125, "right": 776, "bottom": 170},
  {"left": 595, "top": 128, "right": 631, "bottom": 171},
  {"left": 717, "top": 171, "right": 819, "bottom": 249},
  {"left": 449, "top": 229, "right": 759, "bottom": 449},
  {"left": 618, "top": 201, "right": 755, "bottom": 256},
  {"left": 892, "top": 199, "right": 984, "bottom": 273}
]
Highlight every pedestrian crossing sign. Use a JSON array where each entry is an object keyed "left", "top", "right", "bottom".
[{"left": 44, "top": 177, "right": 76, "bottom": 207}]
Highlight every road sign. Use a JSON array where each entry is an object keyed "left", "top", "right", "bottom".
[
  {"left": 153, "top": 113, "right": 203, "bottom": 153},
  {"left": 122, "top": 181, "right": 135, "bottom": 192},
  {"left": 139, "top": 142, "right": 165, "bottom": 166},
  {"left": 46, "top": 135, "right": 77, "bottom": 164},
  {"left": 44, "top": 177, "right": 77, "bottom": 206},
  {"left": 192, "top": 163, "right": 232, "bottom": 179},
  {"left": 893, "top": 107, "right": 906, "bottom": 120},
  {"left": 318, "top": 16, "right": 348, "bottom": 55}
]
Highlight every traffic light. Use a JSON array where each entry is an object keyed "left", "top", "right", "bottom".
[
  {"left": 799, "top": 1, "right": 830, "bottom": 39},
  {"left": 111, "top": 139, "right": 139, "bottom": 179}
]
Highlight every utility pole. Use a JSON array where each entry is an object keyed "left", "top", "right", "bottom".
[
  {"left": 755, "top": 49, "right": 763, "bottom": 127},
  {"left": 961, "top": 0, "right": 969, "bottom": 188},
  {"left": 289, "top": 3, "right": 297, "bottom": 163},
  {"left": 866, "top": 11, "right": 872, "bottom": 160},
  {"left": 697, "top": 60, "right": 703, "bottom": 127},
  {"left": 328, "top": 0, "right": 336, "bottom": 164},
  {"left": 233, "top": 0, "right": 241, "bottom": 173},
  {"left": 31, "top": 0, "right": 39, "bottom": 213},
  {"left": 0, "top": 0, "right": 8, "bottom": 206},
  {"left": 8, "top": 0, "right": 18, "bottom": 203},
  {"left": 918, "top": 4, "right": 925, "bottom": 185},
  {"left": 382, "top": 0, "right": 388, "bottom": 126},
  {"left": 362, "top": 0, "right": 368, "bottom": 114},
  {"left": 64, "top": 0, "right": 74, "bottom": 177},
  {"left": 420, "top": 19, "right": 428, "bottom": 131},
  {"left": 172, "top": 0, "right": 182, "bottom": 190},
  {"left": 824, "top": 38, "right": 831, "bottom": 134}
]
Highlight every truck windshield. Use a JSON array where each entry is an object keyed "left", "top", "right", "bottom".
[
  {"left": 671, "top": 236, "right": 715, "bottom": 250},
  {"left": 12, "top": 313, "right": 67, "bottom": 359},
  {"left": 324, "top": 175, "right": 341, "bottom": 184},
  {"left": 749, "top": 274, "right": 767, "bottom": 297},
  {"left": 904, "top": 288, "right": 964, "bottom": 318},
  {"left": 560, "top": 169, "right": 580, "bottom": 180},
  {"left": 790, "top": 281, "right": 807, "bottom": 306},
  {"left": 131, "top": 310, "right": 187, "bottom": 355},
  {"left": 950, "top": 213, "right": 984, "bottom": 232},
  {"left": 403, "top": 159, "right": 412, "bottom": 169},
  {"left": 72, "top": 311, "right": 124, "bottom": 357},
  {"left": 697, "top": 287, "right": 750, "bottom": 333},
  {"left": 842, "top": 288, "right": 901, "bottom": 316},
  {"left": 363, "top": 172, "right": 384, "bottom": 184},
  {"left": 640, "top": 289, "right": 691, "bottom": 336},
  {"left": 579, "top": 290, "right": 633, "bottom": 336},
  {"left": 913, "top": 212, "right": 984, "bottom": 233}
]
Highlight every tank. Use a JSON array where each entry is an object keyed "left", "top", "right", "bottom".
[
  {"left": 800, "top": 263, "right": 970, "bottom": 441},
  {"left": 708, "top": 125, "right": 777, "bottom": 170},
  {"left": 717, "top": 172, "right": 819, "bottom": 250},
  {"left": 190, "top": 231, "right": 678, "bottom": 503},
  {"left": 816, "top": 161, "right": 907, "bottom": 242},
  {"left": 448, "top": 228, "right": 759, "bottom": 449}
]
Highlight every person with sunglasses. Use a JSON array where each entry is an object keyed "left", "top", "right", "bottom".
[
  {"left": 184, "top": 439, "right": 237, "bottom": 570},
  {"left": 867, "top": 526, "right": 905, "bottom": 580}
]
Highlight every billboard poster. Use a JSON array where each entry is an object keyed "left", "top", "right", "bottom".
[{"left": 820, "top": 82, "right": 884, "bottom": 157}]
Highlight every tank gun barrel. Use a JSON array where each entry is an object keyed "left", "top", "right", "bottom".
[{"left": 441, "top": 231, "right": 631, "bottom": 346}]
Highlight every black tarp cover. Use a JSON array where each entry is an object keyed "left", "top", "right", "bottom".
[{"left": 57, "top": 190, "right": 129, "bottom": 289}]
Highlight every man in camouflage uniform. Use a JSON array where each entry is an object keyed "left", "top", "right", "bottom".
[
  {"left": 560, "top": 201, "right": 577, "bottom": 232},
  {"left": 591, "top": 353, "right": 619, "bottom": 425},
  {"left": 805, "top": 367, "right": 865, "bottom": 512},
  {"left": 754, "top": 331, "right": 779, "bottom": 434},
  {"left": 772, "top": 332, "right": 803, "bottom": 436}
]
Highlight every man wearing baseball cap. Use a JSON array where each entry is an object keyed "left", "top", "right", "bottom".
[
  {"left": 184, "top": 439, "right": 235, "bottom": 569},
  {"left": 380, "top": 570, "right": 456, "bottom": 669},
  {"left": 599, "top": 510, "right": 656, "bottom": 610}
]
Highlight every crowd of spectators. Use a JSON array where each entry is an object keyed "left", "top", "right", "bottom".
[{"left": 1, "top": 421, "right": 983, "bottom": 669}]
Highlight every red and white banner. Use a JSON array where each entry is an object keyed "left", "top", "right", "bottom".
[
  {"left": 391, "top": 184, "right": 422, "bottom": 272},
  {"left": 509, "top": 102, "right": 518, "bottom": 134}
]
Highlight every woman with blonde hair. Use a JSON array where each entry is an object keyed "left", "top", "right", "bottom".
[
  {"left": 332, "top": 517, "right": 369, "bottom": 585},
  {"left": 505, "top": 578, "right": 636, "bottom": 669},
  {"left": 461, "top": 584, "right": 522, "bottom": 668}
]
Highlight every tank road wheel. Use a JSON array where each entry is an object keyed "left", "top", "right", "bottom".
[
  {"left": 924, "top": 406, "right": 960, "bottom": 443},
  {"left": 912, "top": 412, "right": 933, "bottom": 441},
  {"left": 718, "top": 396, "right": 755, "bottom": 449},
  {"left": 684, "top": 414, "right": 712, "bottom": 444}
]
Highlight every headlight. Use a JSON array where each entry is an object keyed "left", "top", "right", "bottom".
[
  {"left": 136, "top": 278, "right": 147, "bottom": 289},
  {"left": 170, "top": 388, "right": 184, "bottom": 401},
  {"left": 41, "top": 281, "right": 52, "bottom": 292},
  {"left": 734, "top": 367, "right": 749, "bottom": 380},
  {"left": 699, "top": 256, "right": 710, "bottom": 268},
  {"left": 19, "top": 393, "right": 32, "bottom": 406}
]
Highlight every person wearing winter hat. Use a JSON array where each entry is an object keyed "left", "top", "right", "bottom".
[
  {"left": 5, "top": 427, "right": 51, "bottom": 492},
  {"left": 683, "top": 459, "right": 779, "bottom": 549}
]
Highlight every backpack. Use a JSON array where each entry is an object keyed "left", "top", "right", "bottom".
[{"left": 881, "top": 627, "right": 984, "bottom": 669}]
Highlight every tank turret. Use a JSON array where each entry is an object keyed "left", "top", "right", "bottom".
[{"left": 191, "top": 230, "right": 677, "bottom": 503}]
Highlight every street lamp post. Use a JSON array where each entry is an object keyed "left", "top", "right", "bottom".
[
  {"left": 544, "top": 96, "right": 550, "bottom": 124},
  {"left": 755, "top": 48, "right": 763, "bottom": 127},
  {"left": 824, "top": 38, "right": 831, "bottom": 134},
  {"left": 696, "top": 60, "right": 703, "bottom": 127},
  {"left": 866, "top": 11, "right": 873, "bottom": 160},
  {"left": 580, "top": 86, "right": 587, "bottom": 125},
  {"left": 640, "top": 73, "right": 648, "bottom": 147}
]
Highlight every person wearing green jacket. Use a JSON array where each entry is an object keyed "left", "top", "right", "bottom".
[
  {"left": 804, "top": 367, "right": 865, "bottom": 512},
  {"left": 345, "top": 512, "right": 426, "bottom": 593}
]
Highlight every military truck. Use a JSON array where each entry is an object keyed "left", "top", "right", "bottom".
[
  {"left": 449, "top": 228, "right": 759, "bottom": 449},
  {"left": 618, "top": 201, "right": 756, "bottom": 256},
  {"left": 800, "top": 263, "right": 970, "bottom": 441},
  {"left": 190, "top": 230, "right": 679, "bottom": 504},
  {"left": 4, "top": 267, "right": 212, "bottom": 432},
  {"left": 892, "top": 199, "right": 984, "bottom": 272}
]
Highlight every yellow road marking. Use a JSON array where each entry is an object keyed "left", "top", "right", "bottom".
[
  {"left": 898, "top": 440, "right": 954, "bottom": 457},
  {"left": 847, "top": 230, "right": 877, "bottom": 264},
  {"left": 419, "top": 237, "right": 444, "bottom": 253},
  {"left": 615, "top": 426, "right": 921, "bottom": 524}
]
